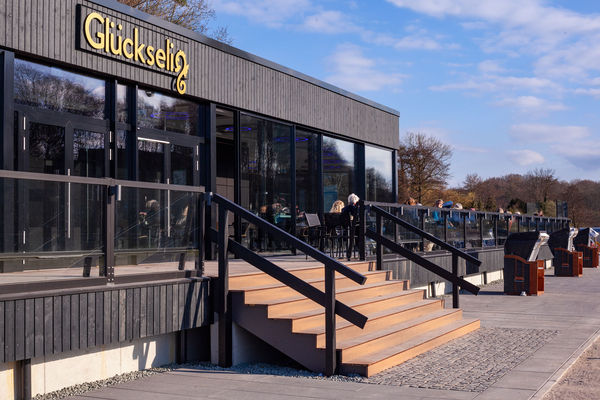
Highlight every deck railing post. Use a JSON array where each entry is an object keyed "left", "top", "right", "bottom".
[
  {"left": 452, "top": 252, "right": 459, "bottom": 308},
  {"left": 358, "top": 203, "right": 366, "bottom": 261},
  {"left": 196, "top": 193, "right": 206, "bottom": 275},
  {"left": 376, "top": 213, "right": 383, "bottom": 271},
  {"left": 217, "top": 204, "right": 232, "bottom": 367},
  {"left": 325, "top": 265, "right": 336, "bottom": 376},
  {"left": 102, "top": 184, "right": 116, "bottom": 283}
]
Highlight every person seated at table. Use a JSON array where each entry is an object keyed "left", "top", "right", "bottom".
[{"left": 330, "top": 200, "right": 344, "bottom": 213}]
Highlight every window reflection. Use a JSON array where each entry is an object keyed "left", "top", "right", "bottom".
[
  {"left": 28, "top": 123, "right": 65, "bottom": 174},
  {"left": 116, "top": 130, "right": 130, "bottom": 180},
  {"left": 323, "top": 136, "right": 355, "bottom": 211},
  {"left": 73, "top": 130, "right": 105, "bottom": 177},
  {"left": 117, "top": 84, "right": 128, "bottom": 123},
  {"left": 14, "top": 59, "right": 105, "bottom": 118},
  {"left": 137, "top": 139, "right": 164, "bottom": 183},
  {"left": 240, "top": 114, "right": 292, "bottom": 253},
  {"left": 365, "top": 145, "right": 393, "bottom": 203},
  {"left": 137, "top": 89, "right": 198, "bottom": 135},
  {"left": 296, "top": 130, "right": 319, "bottom": 215}
]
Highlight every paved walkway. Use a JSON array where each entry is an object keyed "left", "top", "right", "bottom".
[{"left": 63, "top": 268, "right": 600, "bottom": 400}]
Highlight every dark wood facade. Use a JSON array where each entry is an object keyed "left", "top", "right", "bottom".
[
  {"left": 0, "top": 278, "right": 211, "bottom": 364},
  {"left": 0, "top": 0, "right": 399, "bottom": 149}
]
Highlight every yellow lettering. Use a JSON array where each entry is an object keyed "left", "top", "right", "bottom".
[
  {"left": 109, "top": 33, "right": 122, "bottom": 55},
  {"left": 155, "top": 48, "right": 166, "bottom": 69},
  {"left": 146, "top": 45, "right": 155, "bottom": 66},
  {"left": 84, "top": 12, "right": 105, "bottom": 50},
  {"left": 104, "top": 18, "right": 110, "bottom": 53},
  {"left": 175, "top": 50, "right": 188, "bottom": 95},
  {"left": 134, "top": 28, "right": 146, "bottom": 63},
  {"left": 122, "top": 38, "right": 134, "bottom": 59}
]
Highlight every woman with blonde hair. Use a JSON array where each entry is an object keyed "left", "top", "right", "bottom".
[{"left": 330, "top": 200, "right": 344, "bottom": 213}]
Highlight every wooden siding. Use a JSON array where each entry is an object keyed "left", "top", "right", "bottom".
[
  {"left": 383, "top": 248, "right": 504, "bottom": 287},
  {"left": 0, "top": 0, "right": 399, "bottom": 149},
  {"left": 0, "top": 278, "right": 211, "bottom": 363}
]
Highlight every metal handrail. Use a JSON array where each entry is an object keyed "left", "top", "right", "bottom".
[
  {"left": 363, "top": 204, "right": 481, "bottom": 308},
  {"left": 209, "top": 192, "right": 368, "bottom": 376},
  {"left": 369, "top": 205, "right": 482, "bottom": 265}
]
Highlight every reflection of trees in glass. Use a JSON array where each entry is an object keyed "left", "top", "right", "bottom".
[
  {"left": 29, "top": 123, "right": 65, "bottom": 174},
  {"left": 322, "top": 138, "right": 353, "bottom": 202},
  {"left": 366, "top": 167, "right": 393, "bottom": 202},
  {"left": 14, "top": 60, "right": 105, "bottom": 118},
  {"left": 136, "top": 90, "right": 197, "bottom": 135}
]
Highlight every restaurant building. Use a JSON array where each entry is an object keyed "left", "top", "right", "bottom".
[{"left": 0, "top": 0, "right": 399, "bottom": 397}]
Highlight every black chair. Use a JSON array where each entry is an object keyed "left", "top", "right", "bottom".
[
  {"left": 301, "top": 213, "right": 325, "bottom": 254},
  {"left": 323, "top": 213, "right": 345, "bottom": 258}
]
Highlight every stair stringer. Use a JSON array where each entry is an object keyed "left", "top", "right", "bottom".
[{"left": 231, "top": 291, "right": 328, "bottom": 373}]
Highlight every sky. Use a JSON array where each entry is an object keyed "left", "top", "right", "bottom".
[{"left": 210, "top": 0, "right": 600, "bottom": 187}]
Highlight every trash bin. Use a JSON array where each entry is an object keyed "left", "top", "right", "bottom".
[
  {"left": 503, "top": 231, "right": 549, "bottom": 296},
  {"left": 548, "top": 228, "right": 583, "bottom": 277},
  {"left": 573, "top": 228, "right": 599, "bottom": 268}
]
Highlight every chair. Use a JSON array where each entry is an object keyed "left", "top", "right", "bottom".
[
  {"left": 302, "top": 213, "right": 325, "bottom": 254},
  {"left": 323, "top": 213, "right": 345, "bottom": 258}
]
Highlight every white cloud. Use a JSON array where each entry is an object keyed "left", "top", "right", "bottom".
[
  {"left": 325, "top": 44, "right": 405, "bottom": 92},
  {"left": 478, "top": 60, "right": 504, "bottom": 74},
  {"left": 574, "top": 88, "right": 600, "bottom": 98},
  {"left": 213, "top": 0, "right": 312, "bottom": 28},
  {"left": 453, "top": 145, "right": 489, "bottom": 153},
  {"left": 507, "top": 149, "right": 545, "bottom": 166},
  {"left": 509, "top": 124, "right": 589, "bottom": 144},
  {"left": 495, "top": 96, "right": 567, "bottom": 113},
  {"left": 302, "top": 10, "right": 356, "bottom": 34}
]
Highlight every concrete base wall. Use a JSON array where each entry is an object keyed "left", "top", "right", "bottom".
[
  {"left": 0, "top": 332, "right": 178, "bottom": 398},
  {"left": 414, "top": 269, "right": 504, "bottom": 298},
  {"left": 0, "top": 361, "right": 16, "bottom": 400}
]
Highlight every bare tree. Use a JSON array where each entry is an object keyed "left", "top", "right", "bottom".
[
  {"left": 118, "top": 0, "right": 231, "bottom": 43},
  {"left": 525, "top": 168, "right": 558, "bottom": 203},
  {"left": 463, "top": 173, "right": 482, "bottom": 193},
  {"left": 398, "top": 132, "right": 452, "bottom": 204}
]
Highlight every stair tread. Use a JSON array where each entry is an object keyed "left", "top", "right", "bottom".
[
  {"left": 332, "top": 308, "right": 462, "bottom": 350},
  {"left": 342, "top": 318, "right": 480, "bottom": 365},
  {"left": 229, "top": 262, "right": 371, "bottom": 279},
  {"left": 283, "top": 292, "right": 431, "bottom": 320},
  {"left": 248, "top": 280, "right": 412, "bottom": 305},
  {"left": 232, "top": 270, "right": 388, "bottom": 292},
  {"left": 294, "top": 299, "right": 441, "bottom": 332}
]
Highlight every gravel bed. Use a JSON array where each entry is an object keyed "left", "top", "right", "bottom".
[{"left": 38, "top": 326, "right": 558, "bottom": 399}]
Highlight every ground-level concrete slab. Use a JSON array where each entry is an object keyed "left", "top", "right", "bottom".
[{"left": 62, "top": 267, "right": 600, "bottom": 400}]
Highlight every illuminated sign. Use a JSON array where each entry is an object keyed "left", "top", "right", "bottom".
[{"left": 80, "top": 9, "right": 189, "bottom": 95}]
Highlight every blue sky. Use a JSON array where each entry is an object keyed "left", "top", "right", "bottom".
[{"left": 211, "top": 0, "right": 600, "bottom": 186}]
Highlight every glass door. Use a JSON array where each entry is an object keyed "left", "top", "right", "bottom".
[{"left": 15, "top": 106, "right": 109, "bottom": 255}]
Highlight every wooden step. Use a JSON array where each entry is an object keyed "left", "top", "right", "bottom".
[
  {"left": 268, "top": 286, "right": 423, "bottom": 319},
  {"left": 340, "top": 318, "right": 480, "bottom": 377},
  {"left": 305, "top": 300, "right": 445, "bottom": 347},
  {"left": 239, "top": 270, "right": 389, "bottom": 303},
  {"left": 335, "top": 308, "right": 464, "bottom": 362},
  {"left": 229, "top": 262, "right": 372, "bottom": 290},
  {"left": 269, "top": 290, "right": 425, "bottom": 321},
  {"left": 287, "top": 297, "right": 443, "bottom": 332}
]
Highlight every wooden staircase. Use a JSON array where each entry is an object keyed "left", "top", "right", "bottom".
[{"left": 229, "top": 261, "right": 480, "bottom": 377}]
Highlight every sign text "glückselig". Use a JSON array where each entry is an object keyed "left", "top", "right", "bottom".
[{"left": 83, "top": 11, "right": 190, "bottom": 95}]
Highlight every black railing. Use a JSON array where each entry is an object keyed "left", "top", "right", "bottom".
[
  {"left": 208, "top": 193, "right": 367, "bottom": 376},
  {"left": 361, "top": 203, "right": 481, "bottom": 308},
  {"left": 363, "top": 201, "right": 570, "bottom": 250}
]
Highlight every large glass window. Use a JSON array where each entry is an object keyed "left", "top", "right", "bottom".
[
  {"left": 14, "top": 59, "right": 105, "bottom": 118},
  {"left": 216, "top": 108, "right": 235, "bottom": 201},
  {"left": 73, "top": 130, "right": 105, "bottom": 178},
  {"left": 117, "top": 84, "right": 129, "bottom": 123},
  {"left": 137, "top": 89, "right": 198, "bottom": 135},
  {"left": 323, "top": 136, "right": 355, "bottom": 210},
  {"left": 296, "top": 130, "right": 319, "bottom": 215},
  {"left": 240, "top": 114, "right": 292, "bottom": 252},
  {"left": 28, "top": 123, "right": 65, "bottom": 174},
  {"left": 365, "top": 145, "right": 394, "bottom": 203}
]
